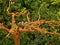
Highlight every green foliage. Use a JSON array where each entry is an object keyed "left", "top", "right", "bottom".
[
  {"left": 0, "top": 0, "right": 60, "bottom": 45},
  {"left": 0, "top": 30, "right": 14, "bottom": 45},
  {"left": 51, "top": 0, "right": 60, "bottom": 5}
]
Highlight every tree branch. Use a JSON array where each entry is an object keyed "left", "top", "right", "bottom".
[{"left": 0, "top": 23, "right": 9, "bottom": 32}]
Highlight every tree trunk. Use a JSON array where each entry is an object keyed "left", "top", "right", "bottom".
[{"left": 13, "top": 32, "right": 20, "bottom": 45}]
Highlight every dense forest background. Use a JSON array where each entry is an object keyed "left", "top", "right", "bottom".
[{"left": 0, "top": 0, "right": 60, "bottom": 45}]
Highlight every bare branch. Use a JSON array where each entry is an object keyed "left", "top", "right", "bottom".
[{"left": 0, "top": 23, "right": 9, "bottom": 32}]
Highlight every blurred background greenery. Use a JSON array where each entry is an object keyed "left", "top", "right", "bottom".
[{"left": 0, "top": 0, "right": 60, "bottom": 45}]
